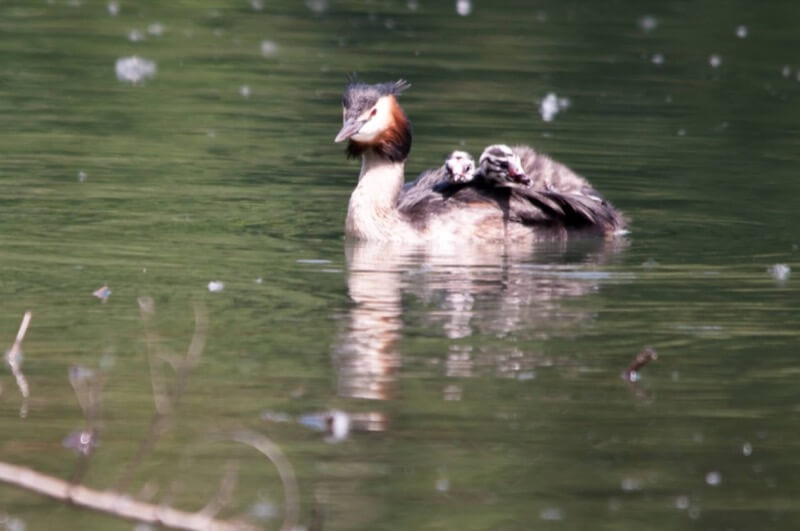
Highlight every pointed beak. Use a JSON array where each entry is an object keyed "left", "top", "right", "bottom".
[{"left": 334, "top": 118, "right": 364, "bottom": 143}]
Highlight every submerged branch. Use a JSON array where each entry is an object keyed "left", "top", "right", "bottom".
[
  {"left": 0, "top": 462, "right": 255, "bottom": 531},
  {"left": 228, "top": 430, "right": 300, "bottom": 531}
]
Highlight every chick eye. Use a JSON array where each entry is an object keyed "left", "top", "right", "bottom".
[{"left": 499, "top": 161, "right": 508, "bottom": 169}]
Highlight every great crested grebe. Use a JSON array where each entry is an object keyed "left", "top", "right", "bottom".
[{"left": 334, "top": 78, "right": 625, "bottom": 242}]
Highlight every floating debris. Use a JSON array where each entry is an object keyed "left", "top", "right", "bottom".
[
  {"left": 742, "top": 442, "right": 753, "bottom": 456},
  {"left": 622, "top": 347, "right": 657, "bottom": 383},
  {"left": 782, "top": 65, "right": 792, "bottom": 78},
  {"left": 767, "top": 263, "right": 790, "bottom": 282},
  {"left": 62, "top": 429, "right": 99, "bottom": 456},
  {"left": 92, "top": 285, "right": 111, "bottom": 302},
  {"left": 128, "top": 29, "right": 145, "bottom": 42},
  {"left": 260, "top": 40, "right": 278, "bottom": 57},
  {"left": 115, "top": 56, "right": 157, "bottom": 84},
  {"left": 539, "top": 507, "right": 563, "bottom": 521},
  {"left": 298, "top": 410, "right": 351, "bottom": 443},
  {"left": 677, "top": 128, "right": 687, "bottom": 136},
  {"left": 305, "top": 0, "right": 329, "bottom": 14},
  {"left": 407, "top": 0, "right": 419, "bottom": 10},
  {"left": 107, "top": 1, "right": 119, "bottom": 16},
  {"left": 77, "top": 170, "right": 88, "bottom": 182},
  {"left": 147, "top": 22, "right": 164, "bottom": 37},
  {"left": 651, "top": 53, "right": 664, "bottom": 65},
  {"left": 250, "top": 0, "right": 264, "bottom": 10},
  {"left": 621, "top": 477, "right": 642, "bottom": 492},
  {"left": 638, "top": 15, "right": 658, "bottom": 32},
  {"left": 675, "top": 495, "right": 690, "bottom": 510},
  {"left": 709, "top": 54, "right": 722, "bottom": 68},
  {"left": 456, "top": 0, "right": 471, "bottom": 16},
  {"left": 705, "top": 471, "right": 722, "bottom": 486},
  {"left": 240, "top": 85, "right": 251, "bottom": 98},
  {"left": 260, "top": 410, "right": 292, "bottom": 423},
  {"left": 539, "top": 92, "right": 570, "bottom": 122},
  {"left": 642, "top": 258, "right": 659, "bottom": 269},
  {"left": 736, "top": 25, "right": 748, "bottom": 38},
  {"left": 207, "top": 280, "right": 225, "bottom": 293}
]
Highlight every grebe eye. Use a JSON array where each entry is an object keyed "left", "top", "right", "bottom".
[{"left": 370, "top": 108, "right": 377, "bottom": 118}]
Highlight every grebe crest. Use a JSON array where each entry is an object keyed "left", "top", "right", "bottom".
[
  {"left": 444, "top": 150, "right": 475, "bottom": 183},
  {"left": 335, "top": 78, "right": 412, "bottom": 162},
  {"left": 476, "top": 144, "right": 531, "bottom": 186}
]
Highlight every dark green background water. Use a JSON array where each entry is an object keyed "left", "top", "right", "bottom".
[{"left": 1, "top": 1, "right": 800, "bottom": 529}]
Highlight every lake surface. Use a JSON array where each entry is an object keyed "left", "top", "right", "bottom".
[{"left": 1, "top": 1, "right": 800, "bottom": 530}]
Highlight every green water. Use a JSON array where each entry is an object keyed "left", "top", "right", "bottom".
[{"left": 2, "top": 1, "right": 800, "bottom": 529}]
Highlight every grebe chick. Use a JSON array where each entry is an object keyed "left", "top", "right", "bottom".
[
  {"left": 472, "top": 144, "right": 531, "bottom": 187},
  {"left": 334, "top": 78, "right": 625, "bottom": 242},
  {"left": 444, "top": 150, "right": 475, "bottom": 183}
]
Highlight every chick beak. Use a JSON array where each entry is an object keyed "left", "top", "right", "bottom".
[{"left": 334, "top": 118, "right": 364, "bottom": 143}]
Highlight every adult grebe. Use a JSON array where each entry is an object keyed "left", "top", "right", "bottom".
[{"left": 334, "top": 79, "right": 625, "bottom": 242}]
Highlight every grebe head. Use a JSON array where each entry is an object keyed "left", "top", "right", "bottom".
[
  {"left": 477, "top": 144, "right": 530, "bottom": 186},
  {"left": 444, "top": 150, "right": 475, "bottom": 183},
  {"left": 335, "top": 78, "right": 412, "bottom": 162}
]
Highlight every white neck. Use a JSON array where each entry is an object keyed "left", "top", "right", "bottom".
[{"left": 346, "top": 150, "right": 412, "bottom": 240}]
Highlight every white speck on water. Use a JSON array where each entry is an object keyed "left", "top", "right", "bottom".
[
  {"left": 688, "top": 506, "right": 701, "bottom": 520},
  {"left": 115, "top": 56, "right": 156, "bottom": 84},
  {"left": 651, "top": 53, "right": 664, "bottom": 65},
  {"left": 672, "top": 370, "right": 680, "bottom": 381},
  {"left": 692, "top": 431, "right": 704, "bottom": 443},
  {"left": 736, "top": 25, "right": 748, "bottom": 38},
  {"left": 249, "top": 499, "right": 277, "bottom": 520},
  {"left": 517, "top": 371, "right": 535, "bottom": 381},
  {"left": 384, "top": 18, "right": 396, "bottom": 30},
  {"left": 107, "top": 1, "right": 119, "bottom": 16},
  {"left": 705, "top": 471, "right": 722, "bottom": 486},
  {"left": 407, "top": 0, "right": 419, "bottom": 10},
  {"left": 539, "top": 507, "right": 563, "bottom": 521},
  {"left": 677, "top": 128, "right": 687, "bottom": 136},
  {"left": 709, "top": 54, "right": 722, "bottom": 68},
  {"left": 768, "top": 263, "right": 790, "bottom": 282},
  {"left": 305, "top": 0, "right": 329, "bottom": 14},
  {"left": 540, "top": 92, "right": 570, "bottom": 122},
  {"left": 638, "top": 15, "right": 658, "bottom": 32},
  {"left": 128, "top": 29, "right": 145, "bottom": 42},
  {"left": 240, "top": 85, "right": 251, "bottom": 98},
  {"left": 250, "top": 0, "right": 264, "bottom": 10},
  {"left": 296, "top": 259, "right": 331, "bottom": 264},
  {"left": 207, "top": 281, "right": 225, "bottom": 293},
  {"left": 147, "top": 23, "right": 164, "bottom": 36},
  {"left": 255, "top": 277, "right": 263, "bottom": 284},
  {"left": 77, "top": 170, "right": 87, "bottom": 182},
  {"left": 260, "top": 40, "right": 278, "bottom": 57},
  {"left": 456, "top": 0, "right": 471, "bottom": 16},
  {"left": 675, "top": 495, "right": 690, "bottom": 510},
  {"left": 642, "top": 258, "right": 659, "bottom": 268},
  {"left": 207, "top": 129, "right": 216, "bottom": 138},
  {"left": 536, "top": 10, "right": 549, "bottom": 23},
  {"left": 435, "top": 476, "right": 450, "bottom": 492},
  {"left": 608, "top": 497, "right": 621, "bottom": 511},
  {"left": 782, "top": 65, "right": 792, "bottom": 78},
  {"left": 621, "top": 477, "right": 642, "bottom": 492},
  {"left": 6, "top": 517, "right": 26, "bottom": 531},
  {"left": 742, "top": 442, "right": 753, "bottom": 456}
]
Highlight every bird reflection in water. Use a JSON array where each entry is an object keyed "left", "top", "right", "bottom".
[{"left": 334, "top": 238, "right": 627, "bottom": 404}]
